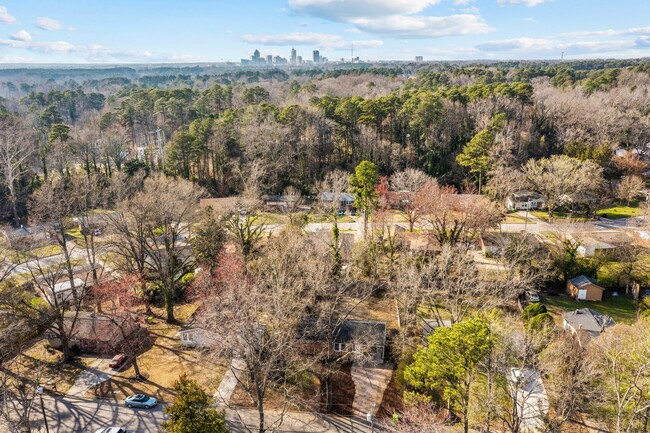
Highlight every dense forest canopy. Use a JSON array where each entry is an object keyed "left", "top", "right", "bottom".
[{"left": 1, "top": 58, "right": 650, "bottom": 223}]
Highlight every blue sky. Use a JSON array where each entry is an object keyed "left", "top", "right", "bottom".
[{"left": 0, "top": 0, "right": 649, "bottom": 63}]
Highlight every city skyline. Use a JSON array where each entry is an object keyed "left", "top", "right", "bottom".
[{"left": 0, "top": 1, "right": 648, "bottom": 63}]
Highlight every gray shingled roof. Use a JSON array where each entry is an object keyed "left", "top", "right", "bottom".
[
  {"left": 336, "top": 320, "right": 386, "bottom": 346},
  {"left": 569, "top": 275, "right": 602, "bottom": 289},
  {"left": 563, "top": 308, "right": 615, "bottom": 333}
]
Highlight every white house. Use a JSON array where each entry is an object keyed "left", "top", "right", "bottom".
[
  {"left": 45, "top": 278, "right": 85, "bottom": 305},
  {"left": 178, "top": 327, "right": 214, "bottom": 348},
  {"left": 506, "top": 191, "right": 546, "bottom": 212},
  {"left": 576, "top": 238, "right": 616, "bottom": 257}
]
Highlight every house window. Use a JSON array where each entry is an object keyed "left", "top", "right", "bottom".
[{"left": 334, "top": 343, "right": 344, "bottom": 352}]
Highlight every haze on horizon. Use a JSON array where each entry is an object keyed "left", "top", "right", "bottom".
[{"left": 0, "top": 0, "right": 648, "bottom": 64}]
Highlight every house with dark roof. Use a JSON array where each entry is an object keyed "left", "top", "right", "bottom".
[
  {"left": 333, "top": 320, "right": 386, "bottom": 364},
  {"left": 567, "top": 275, "right": 605, "bottom": 301},
  {"left": 320, "top": 192, "right": 355, "bottom": 209},
  {"left": 47, "top": 312, "right": 139, "bottom": 354},
  {"left": 563, "top": 308, "right": 615, "bottom": 345}
]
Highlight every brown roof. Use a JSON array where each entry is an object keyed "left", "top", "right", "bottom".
[{"left": 66, "top": 312, "right": 137, "bottom": 343}]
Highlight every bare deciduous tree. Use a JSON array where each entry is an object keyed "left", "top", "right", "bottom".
[
  {"left": 615, "top": 175, "right": 645, "bottom": 205},
  {"left": 0, "top": 117, "right": 34, "bottom": 227},
  {"left": 521, "top": 155, "right": 603, "bottom": 222}
]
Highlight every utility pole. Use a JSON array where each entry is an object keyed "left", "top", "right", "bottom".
[{"left": 36, "top": 386, "right": 50, "bottom": 433}]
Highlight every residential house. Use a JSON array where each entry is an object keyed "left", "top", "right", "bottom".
[
  {"left": 320, "top": 192, "right": 355, "bottom": 210},
  {"left": 562, "top": 308, "right": 615, "bottom": 345},
  {"left": 576, "top": 238, "right": 616, "bottom": 257},
  {"left": 506, "top": 191, "right": 546, "bottom": 212},
  {"left": 178, "top": 327, "right": 214, "bottom": 348},
  {"left": 44, "top": 278, "right": 86, "bottom": 305},
  {"left": 1, "top": 224, "right": 50, "bottom": 248},
  {"left": 567, "top": 275, "right": 605, "bottom": 301},
  {"left": 333, "top": 320, "right": 387, "bottom": 364},
  {"left": 47, "top": 312, "right": 139, "bottom": 353}
]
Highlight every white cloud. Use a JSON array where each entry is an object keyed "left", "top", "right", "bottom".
[
  {"left": 35, "top": 17, "right": 73, "bottom": 31},
  {"left": 288, "top": 0, "right": 491, "bottom": 38},
  {"left": 0, "top": 6, "right": 16, "bottom": 24},
  {"left": 563, "top": 26, "right": 650, "bottom": 38},
  {"left": 241, "top": 32, "right": 382, "bottom": 50},
  {"left": 351, "top": 14, "right": 491, "bottom": 37},
  {"left": 476, "top": 37, "right": 637, "bottom": 55},
  {"left": 524, "top": 17, "right": 536, "bottom": 22},
  {"left": 288, "top": 0, "right": 441, "bottom": 20},
  {"left": 497, "top": 0, "right": 549, "bottom": 6},
  {"left": 10, "top": 29, "right": 31, "bottom": 41},
  {"left": 0, "top": 38, "right": 159, "bottom": 61}
]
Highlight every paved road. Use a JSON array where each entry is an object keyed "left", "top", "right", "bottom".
[{"left": 26, "top": 395, "right": 380, "bottom": 433}]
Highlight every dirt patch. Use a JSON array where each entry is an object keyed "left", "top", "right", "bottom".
[{"left": 229, "top": 371, "right": 320, "bottom": 411}]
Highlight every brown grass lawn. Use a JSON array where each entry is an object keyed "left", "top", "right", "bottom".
[
  {"left": 229, "top": 371, "right": 321, "bottom": 412},
  {"left": 342, "top": 296, "right": 400, "bottom": 330},
  {"left": 88, "top": 304, "right": 228, "bottom": 403},
  {"left": 5, "top": 340, "right": 92, "bottom": 395}
]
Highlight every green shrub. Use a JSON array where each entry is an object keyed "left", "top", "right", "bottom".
[
  {"left": 526, "top": 312, "right": 555, "bottom": 332},
  {"left": 521, "top": 302, "right": 547, "bottom": 322}
]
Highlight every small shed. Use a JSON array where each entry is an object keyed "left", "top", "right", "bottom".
[
  {"left": 567, "top": 275, "right": 605, "bottom": 301},
  {"left": 178, "top": 327, "right": 214, "bottom": 348}
]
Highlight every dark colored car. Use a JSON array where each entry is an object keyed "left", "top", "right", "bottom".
[{"left": 109, "top": 354, "right": 127, "bottom": 369}]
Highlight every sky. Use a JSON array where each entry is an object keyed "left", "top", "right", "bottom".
[{"left": 0, "top": 0, "right": 649, "bottom": 63}]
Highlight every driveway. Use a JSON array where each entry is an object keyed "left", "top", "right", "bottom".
[
  {"left": 350, "top": 363, "right": 393, "bottom": 417},
  {"left": 513, "top": 368, "right": 549, "bottom": 432},
  {"left": 66, "top": 357, "right": 120, "bottom": 397}
]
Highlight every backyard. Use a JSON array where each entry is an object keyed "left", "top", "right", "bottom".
[{"left": 544, "top": 293, "right": 639, "bottom": 325}]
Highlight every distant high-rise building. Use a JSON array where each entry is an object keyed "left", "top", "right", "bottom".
[
  {"left": 291, "top": 47, "right": 297, "bottom": 65},
  {"left": 313, "top": 50, "right": 320, "bottom": 64},
  {"left": 274, "top": 55, "right": 288, "bottom": 65},
  {"left": 297, "top": 55, "right": 303, "bottom": 65},
  {"left": 266, "top": 54, "right": 273, "bottom": 65},
  {"left": 415, "top": 56, "right": 424, "bottom": 62}
]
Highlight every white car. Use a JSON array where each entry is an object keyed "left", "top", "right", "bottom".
[
  {"left": 94, "top": 428, "right": 134, "bottom": 433},
  {"left": 524, "top": 291, "right": 541, "bottom": 303}
]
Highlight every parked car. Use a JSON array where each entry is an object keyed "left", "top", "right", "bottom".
[
  {"left": 94, "top": 428, "right": 134, "bottom": 433},
  {"left": 641, "top": 290, "right": 650, "bottom": 298},
  {"left": 524, "top": 291, "right": 541, "bottom": 303},
  {"left": 109, "top": 354, "right": 127, "bottom": 369},
  {"left": 125, "top": 393, "right": 158, "bottom": 409}
]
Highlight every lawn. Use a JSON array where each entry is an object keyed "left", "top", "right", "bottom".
[
  {"left": 88, "top": 304, "right": 228, "bottom": 403},
  {"left": 530, "top": 210, "right": 592, "bottom": 223},
  {"left": 5, "top": 340, "right": 92, "bottom": 395},
  {"left": 503, "top": 213, "right": 536, "bottom": 224},
  {"left": 596, "top": 205, "right": 645, "bottom": 220},
  {"left": 544, "top": 293, "right": 638, "bottom": 325}
]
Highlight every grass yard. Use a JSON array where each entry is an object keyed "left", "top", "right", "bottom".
[
  {"left": 88, "top": 304, "right": 228, "bottom": 403},
  {"left": 544, "top": 293, "right": 638, "bottom": 325},
  {"left": 596, "top": 205, "right": 645, "bottom": 220},
  {"left": 503, "top": 213, "right": 536, "bottom": 224},
  {"left": 307, "top": 213, "right": 356, "bottom": 224},
  {"left": 5, "top": 340, "right": 92, "bottom": 395},
  {"left": 530, "top": 210, "right": 592, "bottom": 223}
]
